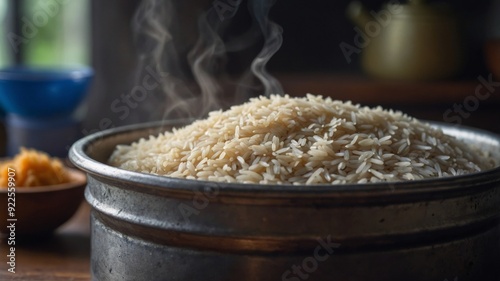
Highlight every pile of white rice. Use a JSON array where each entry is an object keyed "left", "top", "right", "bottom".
[{"left": 109, "top": 94, "right": 496, "bottom": 185}]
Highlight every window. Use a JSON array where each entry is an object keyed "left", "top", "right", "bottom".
[{"left": 2, "top": 0, "right": 90, "bottom": 67}]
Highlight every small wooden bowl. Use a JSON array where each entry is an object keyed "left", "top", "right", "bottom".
[{"left": 0, "top": 168, "right": 86, "bottom": 237}]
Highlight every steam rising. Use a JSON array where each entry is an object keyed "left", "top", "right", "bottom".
[
  {"left": 250, "top": 0, "right": 283, "bottom": 97},
  {"left": 132, "top": 0, "right": 283, "bottom": 121}
]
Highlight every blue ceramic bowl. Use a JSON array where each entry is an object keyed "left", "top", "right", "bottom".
[{"left": 0, "top": 66, "right": 93, "bottom": 118}]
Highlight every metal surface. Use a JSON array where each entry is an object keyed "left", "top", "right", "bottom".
[{"left": 70, "top": 121, "right": 500, "bottom": 281}]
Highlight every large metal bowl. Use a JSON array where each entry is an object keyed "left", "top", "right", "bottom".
[{"left": 70, "top": 120, "right": 500, "bottom": 281}]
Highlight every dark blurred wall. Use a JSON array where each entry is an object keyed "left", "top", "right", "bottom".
[
  {"left": 268, "top": 0, "right": 495, "bottom": 77},
  {"left": 86, "top": 0, "right": 499, "bottom": 132},
  {"left": 85, "top": 0, "right": 140, "bottom": 132}
]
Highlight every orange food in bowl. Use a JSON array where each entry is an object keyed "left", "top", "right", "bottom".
[{"left": 0, "top": 148, "right": 70, "bottom": 187}]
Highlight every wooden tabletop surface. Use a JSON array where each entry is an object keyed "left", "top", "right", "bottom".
[{"left": 0, "top": 202, "right": 91, "bottom": 281}]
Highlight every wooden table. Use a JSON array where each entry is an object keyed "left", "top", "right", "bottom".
[{"left": 0, "top": 202, "right": 91, "bottom": 281}]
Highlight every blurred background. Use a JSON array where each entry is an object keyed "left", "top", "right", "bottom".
[{"left": 0, "top": 0, "right": 499, "bottom": 156}]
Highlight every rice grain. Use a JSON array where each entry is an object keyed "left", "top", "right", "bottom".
[{"left": 109, "top": 94, "right": 496, "bottom": 185}]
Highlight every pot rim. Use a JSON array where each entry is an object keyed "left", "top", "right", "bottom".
[{"left": 69, "top": 120, "right": 500, "bottom": 200}]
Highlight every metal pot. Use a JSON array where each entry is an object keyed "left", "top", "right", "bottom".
[{"left": 70, "top": 120, "right": 500, "bottom": 281}]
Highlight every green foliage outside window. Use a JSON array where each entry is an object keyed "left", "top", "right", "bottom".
[{"left": 1, "top": 0, "right": 90, "bottom": 67}]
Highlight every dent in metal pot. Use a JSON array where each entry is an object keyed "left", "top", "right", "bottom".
[{"left": 70, "top": 121, "right": 500, "bottom": 281}]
